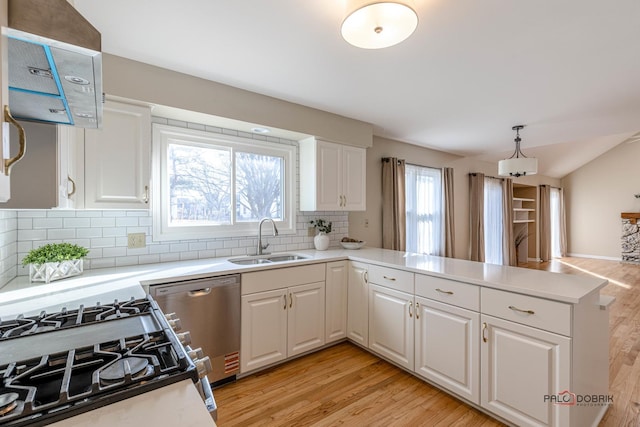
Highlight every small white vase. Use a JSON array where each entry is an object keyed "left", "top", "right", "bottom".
[{"left": 314, "top": 232, "right": 330, "bottom": 251}]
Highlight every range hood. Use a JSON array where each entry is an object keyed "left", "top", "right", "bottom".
[{"left": 5, "top": 0, "right": 103, "bottom": 128}]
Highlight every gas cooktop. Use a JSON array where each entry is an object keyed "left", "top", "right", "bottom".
[{"left": 0, "top": 296, "right": 198, "bottom": 427}]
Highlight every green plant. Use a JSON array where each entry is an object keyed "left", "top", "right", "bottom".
[
  {"left": 310, "top": 219, "right": 332, "bottom": 234},
  {"left": 514, "top": 227, "right": 530, "bottom": 248},
  {"left": 22, "top": 243, "right": 89, "bottom": 266}
]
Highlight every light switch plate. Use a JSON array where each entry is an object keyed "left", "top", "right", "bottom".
[{"left": 128, "top": 233, "right": 146, "bottom": 249}]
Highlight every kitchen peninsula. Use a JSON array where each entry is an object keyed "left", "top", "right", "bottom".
[{"left": 0, "top": 248, "right": 611, "bottom": 427}]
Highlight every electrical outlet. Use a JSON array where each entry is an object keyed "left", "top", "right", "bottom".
[
  {"left": 364, "top": 218, "right": 369, "bottom": 228},
  {"left": 308, "top": 226, "right": 316, "bottom": 237},
  {"left": 128, "top": 233, "right": 146, "bottom": 249}
]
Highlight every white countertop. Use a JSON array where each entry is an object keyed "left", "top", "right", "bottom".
[
  {"left": 48, "top": 380, "right": 216, "bottom": 427},
  {"left": 0, "top": 248, "right": 607, "bottom": 316}
]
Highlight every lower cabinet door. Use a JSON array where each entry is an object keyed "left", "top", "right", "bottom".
[
  {"left": 347, "top": 262, "right": 369, "bottom": 346},
  {"left": 368, "top": 284, "right": 414, "bottom": 370},
  {"left": 288, "top": 281, "right": 326, "bottom": 357},
  {"left": 325, "top": 261, "right": 348, "bottom": 343},
  {"left": 481, "top": 314, "right": 571, "bottom": 427},
  {"left": 414, "top": 297, "right": 479, "bottom": 404},
  {"left": 240, "top": 289, "right": 287, "bottom": 373}
]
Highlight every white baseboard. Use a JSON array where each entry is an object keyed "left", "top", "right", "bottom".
[{"left": 566, "top": 253, "right": 621, "bottom": 261}]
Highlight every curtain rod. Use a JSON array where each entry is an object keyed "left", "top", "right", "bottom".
[
  {"left": 469, "top": 172, "right": 504, "bottom": 180},
  {"left": 382, "top": 158, "right": 448, "bottom": 171}
]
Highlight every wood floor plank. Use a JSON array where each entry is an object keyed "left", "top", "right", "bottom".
[{"left": 215, "top": 257, "right": 640, "bottom": 426}]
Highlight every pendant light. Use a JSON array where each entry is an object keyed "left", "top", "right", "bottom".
[
  {"left": 498, "top": 125, "right": 538, "bottom": 177},
  {"left": 341, "top": 1, "right": 418, "bottom": 49}
]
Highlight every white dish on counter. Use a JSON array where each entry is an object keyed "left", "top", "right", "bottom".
[{"left": 340, "top": 241, "right": 366, "bottom": 249}]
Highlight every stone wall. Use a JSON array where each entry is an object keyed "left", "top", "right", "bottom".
[{"left": 622, "top": 217, "right": 640, "bottom": 263}]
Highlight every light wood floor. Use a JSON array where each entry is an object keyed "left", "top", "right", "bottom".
[{"left": 215, "top": 257, "right": 640, "bottom": 426}]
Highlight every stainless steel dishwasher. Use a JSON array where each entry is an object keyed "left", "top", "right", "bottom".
[{"left": 150, "top": 274, "right": 240, "bottom": 386}]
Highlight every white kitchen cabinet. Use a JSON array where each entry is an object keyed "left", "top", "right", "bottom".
[
  {"left": 299, "top": 137, "right": 366, "bottom": 211},
  {"left": 347, "top": 261, "right": 369, "bottom": 346},
  {"left": 325, "top": 261, "right": 348, "bottom": 343},
  {"left": 56, "top": 126, "right": 83, "bottom": 209},
  {"left": 414, "top": 296, "right": 479, "bottom": 404},
  {"left": 481, "top": 314, "right": 570, "bottom": 427},
  {"left": 287, "top": 282, "right": 325, "bottom": 357},
  {"left": 241, "top": 282, "right": 325, "bottom": 372},
  {"left": 83, "top": 99, "right": 151, "bottom": 209},
  {"left": 368, "top": 283, "right": 414, "bottom": 370},
  {"left": 240, "top": 288, "right": 288, "bottom": 373},
  {"left": 240, "top": 264, "right": 326, "bottom": 373}
]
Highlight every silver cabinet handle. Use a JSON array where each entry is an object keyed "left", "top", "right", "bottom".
[
  {"left": 67, "top": 176, "right": 76, "bottom": 197},
  {"left": 508, "top": 305, "right": 535, "bottom": 315},
  {"left": 416, "top": 302, "right": 420, "bottom": 319},
  {"left": 143, "top": 185, "right": 149, "bottom": 203},
  {"left": 289, "top": 293, "right": 293, "bottom": 309},
  {"left": 383, "top": 275, "right": 396, "bottom": 281},
  {"left": 283, "top": 294, "right": 287, "bottom": 310},
  {"left": 408, "top": 301, "right": 413, "bottom": 318},
  {"left": 435, "top": 288, "right": 454, "bottom": 295},
  {"left": 363, "top": 270, "right": 368, "bottom": 284},
  {"left": 482, "top": 322, "right": 488, "bottom": 343}
]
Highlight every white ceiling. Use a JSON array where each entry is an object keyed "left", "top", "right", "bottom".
[{"left": 73, "top": 0, "right": 640, "bottom": 178}]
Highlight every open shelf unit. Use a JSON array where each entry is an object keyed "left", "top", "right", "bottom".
[{"left": 513, "top": 186, "right": 538, "bottom": 264}]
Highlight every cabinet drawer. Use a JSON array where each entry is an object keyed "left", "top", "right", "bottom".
[
  {"left": 481, "top": 288, "right": 572, "bottom": 336},
  {"left": 242, "top": 263, "right": 326, "bottom": 295},
  {"left": 368, "top": 265, "right": 414, "bottom": 294},
  {"left": 415, "top": 274, "right": 479, "bottom": 311}
]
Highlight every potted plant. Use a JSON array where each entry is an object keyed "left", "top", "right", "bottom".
[
  {"left": 22, "top": 243, "right": 89, "bottom": 283},
  {"left": 310, "top": 219, "right": 332, "bottom": 251}
]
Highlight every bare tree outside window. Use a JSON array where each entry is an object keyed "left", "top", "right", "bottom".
[
  {"left": 236, "top": 152, "right": 284, "bottom": 221},
  {"left": 168, "top": 143, "right": 231, "bottom": 225}
]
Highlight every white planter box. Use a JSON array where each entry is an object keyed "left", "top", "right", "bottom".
[{"left": 29, "top": 259, "right": 84, "bottom": 283}]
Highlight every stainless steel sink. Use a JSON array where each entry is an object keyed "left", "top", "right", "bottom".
[
  {"left": 267, "top": 254, "right": 308, "bottom": 262},
  {"left": 228, "top": 258, "right": 274, "bottom": 265},
  {"left": 228, "top": 253, "right": 309, "bottom": 265}
]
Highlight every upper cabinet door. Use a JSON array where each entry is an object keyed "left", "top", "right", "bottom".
[
  {"left": 84, "top": 100, "right": 151, "bottom": 209},
  {"left": 341, "top": 145, "right": 366, "bottom": 211},
  {"left": 316, "top": 141, "right": 341, "bottom": 210},
  {"left": 299, "top": 137, "right": 366, "bottom": 211},
  {"left": 0, "top": 3, "right": 12, "bottom": 202}
]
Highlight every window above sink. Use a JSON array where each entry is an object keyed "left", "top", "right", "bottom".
[{"left": 151, "top": 124, "right": 297, "bottom": 241}]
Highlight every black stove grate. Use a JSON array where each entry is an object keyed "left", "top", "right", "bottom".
[{"left": 0, "top": 297, "right": 154, "bottom": 340}]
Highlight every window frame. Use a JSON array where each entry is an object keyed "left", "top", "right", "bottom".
[
  {"left": 405, "top": 164, "right": 444, "bottom": 256},
  {"left": 151, "top": 124, "right": 296, "bottom": 241}
]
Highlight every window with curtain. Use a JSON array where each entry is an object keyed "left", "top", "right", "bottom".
[
  {"left": 484, "top": 178, "right": 504, "bottom": 265},
  {"left": 405, "top": 164, "right": 443, "bottom": 255},
  {"left": 550, "top": 187, "right": 561, "bottom": 258}
]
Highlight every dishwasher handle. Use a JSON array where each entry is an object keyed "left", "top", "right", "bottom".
[
  {"left": 150, "top": 274, "right": 240, "bottom": 297},
  {"left": 189, "top": 288, "right": 211, "bottom": 297}
]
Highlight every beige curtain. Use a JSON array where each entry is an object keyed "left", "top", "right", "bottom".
[
  {"left": 559, "top": 188, "right": 568, "bottom": 257},
  {"left": 469, "top": 173, "right": 484, "bottom": 262},
  {"left": 539, "top": 185, "right": 551, "bottom": 261},
  {"left": 501, "top": 178, "right": 517, "bottom": 266},
  {"left": 443, "top": 167, "right": 455, "bottom": 258},
  {"left": 382, "top": 158, "right": 406, "bottom": 251}
]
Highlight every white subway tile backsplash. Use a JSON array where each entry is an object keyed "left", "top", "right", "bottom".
[
  {"left": 103, "top": 247, "right": 127, "bottom": 257},
  {"left": 18, "top": 219, "right": 32, "bottom": 230},
  {"left": 115, "top": 217, "right": 139, "bottom": 227},
  {"left": 18, "top": 211, "right": 47, "bottom": 218},
  {"left": 47, "top": 229, "right": 76, "bottom": 240},
  {"left": 18, "top": 229, "right": 47, "bottom": 241},
  {"left": 102, "top": 211, "right": 127, "bottom": 217},
  {"left": 160, "top": 253, "right": 180, "bottom": 263},
  {"left": 33, "top": 218, "right": 63, "bottom": 229},
  {"left": 64, "top": 218, "right": 91, "bottom": 228},
  {"left": 90, "top": 237, "right": 116, "bottom": 248},
  {"left": 102, "top": 227, "right": 127, "bottom": 237},
  {"left": 90, "top": 218, "right": 116, "bottom": 228},
  {"left": 46, "top": 210, "right": 76, "bottom": 218}
]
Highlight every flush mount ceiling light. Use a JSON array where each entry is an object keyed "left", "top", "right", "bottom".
[
  {"left": 251, "top": 127, "right": 270, "bottom": 134},
  {"left": 341, "top": 0, "right": 418, "bottom": 49},
  {"left": 498, "top": 125, "right": 538, "bottom": 177}
]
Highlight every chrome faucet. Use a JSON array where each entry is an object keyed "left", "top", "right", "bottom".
[{"left": 257, "top": 218, "right": 279, "bottom": 255}]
